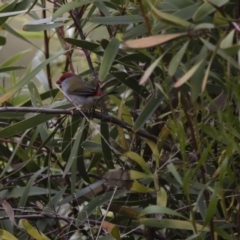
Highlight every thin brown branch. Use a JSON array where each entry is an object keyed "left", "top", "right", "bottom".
[
  {"left": 0, "top": 107, "right": 178, "bottom": 156},
  {"left": 0, "top": 107, "right": 155, "bottom": 140},
  {"left": 137, "top": 0, "right": 151, "bottom": 35},
  {"left": 69, "top": 9, "right": 97, "bottom": 81},
  {"left": 180, "top": 95, "right": 215, "bottom": 239}
]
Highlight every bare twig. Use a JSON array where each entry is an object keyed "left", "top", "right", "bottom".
[
  {"left": 69, "top": 9, "right": 97, "bottom": 80},
  {"left": 0, "top": 106, "right": 178, "bottom": 156},
  {"left": 0, "top": 107, "right": 155, "bottom": 141},
  {"left": 137, "top": 0, "right": 151, "bottom": 35}
]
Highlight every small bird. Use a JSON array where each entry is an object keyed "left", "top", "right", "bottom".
[{"left": 56, "top": 72, "right": 114, "bottom": 108}]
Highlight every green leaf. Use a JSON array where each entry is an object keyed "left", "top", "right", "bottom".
[
  {"left": 0, "top": 187, "right": 57, "bottom": 199},
  {"left": 99, "top": 37, "right": 119, "bottom": 81},
  {"left": 77, "top": 120, "right": 91, "bottom": 183},
  {"left": 193, "top": 0, "right": 229, "bottom": 22},
  {"left": 59, "top": 180, "right": 105, "bottom": 205},
  {"left": 2, "top": 23, "right": 41, "bottom": 50},
  {"left": 101, "top": 121, "right": 114, "bottom": 169},
  {"left": 111, "top": 71, "right": 149, "bottom": 98},
  {"left": 174, "top": 59, "right": 205, "bottom": 88},
  {"left": 0, "top": 50, "right": 65, "bottom": 104},
  {"left": 0, "top": 130, "right": 29, "bottom": 178},
  {"left": 23, "top": 22, "right": 65, "bottom": 32},
  {"left": 168, "top": 41, "right": 189, "bottom": 76},
  {"left": 18, "top": 168, "right": 47, "bottom": 208},
  {"left": 63, "top": 119, "right": 90, "bottom": 181},
  {"left": 0, "top": 66, "right": 25, "bottom": 72},
  {"left": 0, "top": 230, "right": 18, "bottom": 240},
  {"left": 201, "top": 38, "right": 239, "bottom": 69},
  {"left": 139, "top": 218, "right": 209, "bottom": 231},
  {"left": 89, "top": 15, "right": 144, "bottom": 25},
  {"left": 1, "top": 49, "right": 31, "bottom": 67},
  {"left": 204, "top": 190, "right": 218, "bottom": 226},
  {"left": 123, "top": 24, "right": 148, "bottom": 40},
  {"left": 76, "top": 190, "right": 126, "bottom": 225},
  {"left": 0, "top": 1, "right": 17, "bottom": 26},
  {"left": 133, "top": 90, "right": 164, "bottom": 132},
  {"left": 0, "top": 113, "right": 58, "bottom": 138},
  {"left": 64, "top": 38, "right": 102, "bottom": 53},
  {"left": 124, "top": 151, "right": 152, "bottom": 175},
  {"left": 167, "top": 163, "right": 183, "bottom": 186},
  {"left": 139, "top": 206, "right": 187, "bottom": 219},
  {"left": 52, "top": 0, "right": 106, "bottom": 20},
  {"left": 149, "top": 2, "right": 192, "bottom": 27},
  {"left": 139, "top": 55, "right": 164, "bottom": 85}
]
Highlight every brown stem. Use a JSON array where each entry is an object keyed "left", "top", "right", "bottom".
[
  {"left": 181, "top": 95, "right": 215, "bottom": 239},
  {"left": 0, "top": 107, "right": 178, "bottom": 156},
  {"left": 69, "top": 9, "right": 97, "bottom": 81},
  {"left": 137, "top": 0, "right": 151, "bottom": 35}
]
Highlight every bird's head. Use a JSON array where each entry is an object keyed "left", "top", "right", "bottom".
[{"left": 56, "top": 72, "right": 76, "bottom": 85}]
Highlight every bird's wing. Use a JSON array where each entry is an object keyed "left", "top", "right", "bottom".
[{"left": 68, "top": 77, "right": 97, "bottom": 96}]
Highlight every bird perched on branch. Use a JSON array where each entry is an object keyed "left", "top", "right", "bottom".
[{"left": 56, "top": 72, "right": 115, "bottom": 108}]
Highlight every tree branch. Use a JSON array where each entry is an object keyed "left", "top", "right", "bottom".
[
  {"left": 0, "top": 107, "right": 155, "bottom": 139},
  {"left": 0, "top": 107, "right": 179, "bottom": 155}
]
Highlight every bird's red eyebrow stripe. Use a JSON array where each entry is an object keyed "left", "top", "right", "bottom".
[{"left": 60, "top": 72, "right": 74, "bottom": 81}]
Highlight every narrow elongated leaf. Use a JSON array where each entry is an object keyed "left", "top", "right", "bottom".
[
  {"left": 139, "top": 55, "right": 164, "bottom": 85},
  {"left": 2, "top": 200, "right": 17, "bottom": 227},
  {"left": 0, "top": 113, "right": 57, "bottom": 138},
  {"left": 124, "top": 151, "right": 152, "bottom": 175},
  {"left": 193, "top": 0, "right": 228, "bottom": 22},
  {"left": 204, "top": 190, "right": 218, "bottom": 226},
  {"left": 111, "top": 71, "right": 149, "bottom": 98},
  {"left": 64, "top": 38, "right": 101, "bottom": 52},
  {"left": 0, "top": 66, "right": 25, "bottom": 72},
  {"left": 99, "top": 37, "right": 119, "bottom": 81},
  {"left": 21, "top": 219, "right": 50, "bottom": 240},
  {"left": 220, "top": 29, "right": 235, "bottom": 49},
  {"left": 90, "top": 15, "right": 143, "bottom": 25},
  {"left": 0, "top": 1, "right": 17, "bottom": 26},
  {"left": 18, "top": 167, "right": 47, "bottom": 208},
  {"left": 2, "top": 23, "right": 40, "bottom": 49},
  {"left": 124, "top": 33, "right": 187, "bottom": 49},
  {"left": 174, "top": 59, "right": 204, "bottom": 88},
  {"left": 63, "top": 119, "right": 90, "bottom": 180},
  {"left": 76, "top": 190, "right": 126, "bottom": 225},
  {"left": 0, "top": 230, "right": 18, "bottom": 240},
  {"left": 149, "top": 2, "right": 192, "bottom": 27},
  {"left": 0, "top": 187, "right": 57, "bottom": 198},
  {"left": 59, "top": 180, "right": 105, "bottom": 205},
  {"left": 140, "top": 218, "right": 209, "bottom": 231},
  {"left": 23, "top": 22, "right": 65, "bottom": 32},
  {"left": 139, "top": 206, "right": 186, "bottom": 219},
  {"left": 1, "top": 49, "right": 31, "bottom": 67},
  {"left": 77, "top": 120, "right": 91, "bottom": 183},
  {"left": 201, "top": 38, "right": 239, "bottom": 69},
  {"left": 167, "top": 163, "right": 183, "bottom": 186},
  {"left": 133, "top": 90, "right": 164, "bottom": 132},
  {"left": 52, "top": 0, "right": 106, "bottom": 20},
  {"left": 101, "top": 121, "right": 114, "bottom": 169},
  {"left": 169, "top": 41, "right": 189, "bottom": 76},
  {"left": 0, "top": 50, "right": 65, "bottom": 104}
]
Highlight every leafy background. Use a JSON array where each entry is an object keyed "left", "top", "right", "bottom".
[{"left": 0, "top": 0, "right": 240, "bottom": 239}]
